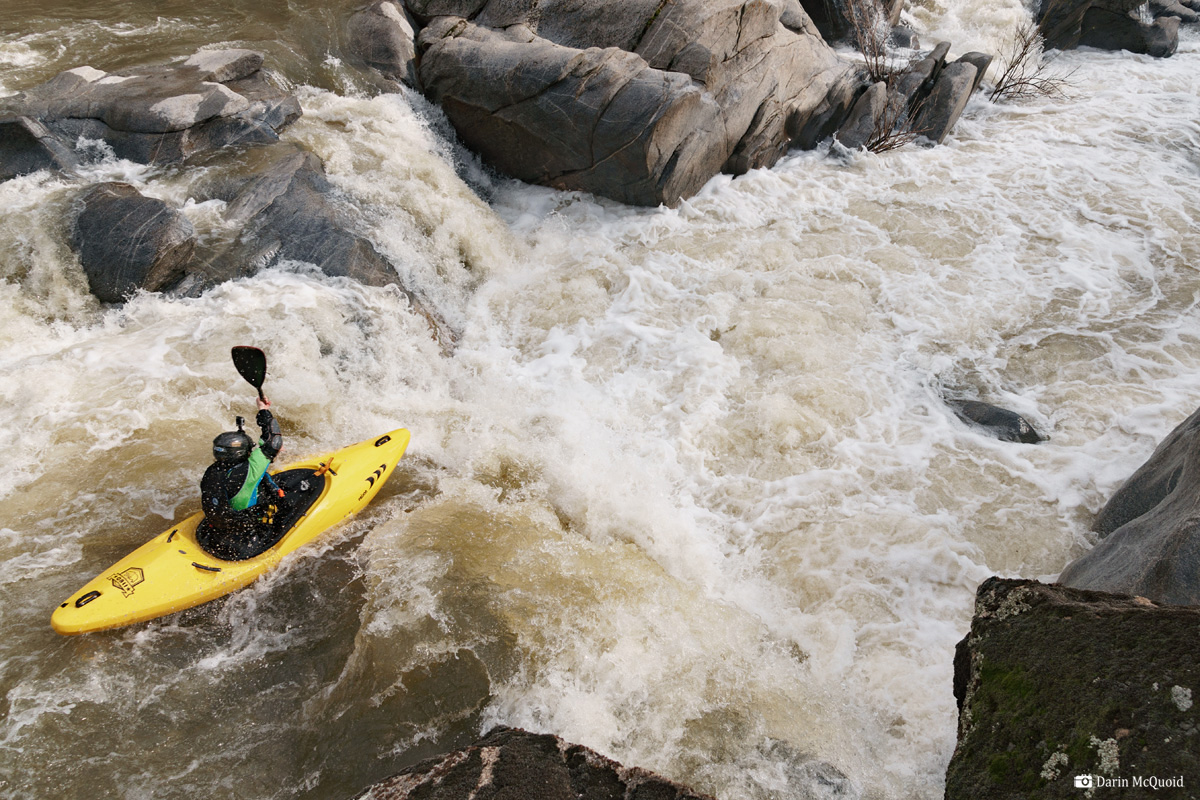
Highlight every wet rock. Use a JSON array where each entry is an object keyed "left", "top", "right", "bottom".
[
  {"left": 797, "top": 0, "right": 896, "bottom": 45},
  {"left": 835, "top": 81, "right": 888, "bottom": 151},
  {"left": 194, "top": 144, "right": 452, "bottom": 347},
  {"left": 889, "top": 25, "right": 920, "bottom": 49},
  {"left": 348, "top": 1, "right": 422, "bottom": 89},
  {"left": 1059, "top": 404, "right": 1200, "bottom": 604},
  {"left": 1091, "top": 405, "right": 1200, "bottom": 536},
  {"left": 1038, "top": 0, "right": 1180, "bottom": 55},
  {"left": 0, "top": 116, "right": 81, "bottom": 180},
  {"left": 0, "top": 49, "right": 300, "bottom": 176},
  {"left": 199, "top": 144, "right": 397, "bottom": 288},
  {"left": 1151, "top": 0, "right": 1200, "bottom": 22},
  {"left": 948, "top": 399, "right": 1045, "bottom": 444},
  {"left": 946, "top": 577, "right": 1200, "bottom": 799},
  {"left": 787, "top": 68, "right": 862, "bottom": 151},
  {"left": 954, "top": 52, "right": 993, "bottom": 95},
  {"left": 409, "top": 0, "right": 856, "bottom": 207},
  {"left": 69, "top": 182, "right": 196, "bottom": 303},
  {"left": 1080, "top": 7, "right": 1180, "bottom": 56},
  {"left": 892, "top": 41, "right": 951, "bottom": 111},
  {"left": 352, "top": 727, "right": 718, "bottom": 800},
  {"left": 912, "top": 61, "right": 977, "bottom": 144}
]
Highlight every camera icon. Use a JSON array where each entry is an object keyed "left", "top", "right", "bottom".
[{"left": 1075, "top": 775, "right": 1095, "bottom": 788}]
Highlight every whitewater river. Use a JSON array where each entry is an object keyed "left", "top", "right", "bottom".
[{"left": 2, "top": 1, "right": 1198, "bottom": 798}]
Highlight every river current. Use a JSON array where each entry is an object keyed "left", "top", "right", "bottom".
[{"left": 2, "top": 2, "right": 1198, "bottom": 798}]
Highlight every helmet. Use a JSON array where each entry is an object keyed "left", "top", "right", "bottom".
[{"left": 213, "top": 429, "right": 253, "bottom": 462}]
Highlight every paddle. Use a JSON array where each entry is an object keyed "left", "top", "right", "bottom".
[{"left": 231, "top": 346, "right": 267, "bottom": 400}]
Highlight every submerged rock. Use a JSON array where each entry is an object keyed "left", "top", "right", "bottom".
[
  {"left": 352, "top": 727, "right": 717, "bottom": 799},
  {"left": 1059, "top": 404, "right": 1200, "bottom": 604},
  {"left": 947, "top": 399, "right": 1045, "bottom": 444},
  {"left": 0, "top": 48, "right": 300, "bottom": 177},
  {"left": 199, "top": 144, "right": 397, "bottom": 289},
  {"left": 70, "top": 182, "right": 196, "bottom": 303},
  {"left": 947, "top": 577, "right": 1200, "bottom": 798},
  {"left": 201, "top": 144, "right": 452, "bottom": 347}
]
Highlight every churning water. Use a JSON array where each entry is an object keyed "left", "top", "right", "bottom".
[{"left": 2, "top": 2, "right": 1199, "bottom": 798}]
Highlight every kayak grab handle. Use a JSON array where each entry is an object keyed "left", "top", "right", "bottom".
[
  {"left": 192, "top": 562, "right": 222, "bottom": 572},
  {"left": 75, "top": 590, "right": 102, "bottom": 608},
  {"left": 374, "top": 435, "right": 391, "bottom": 447}
]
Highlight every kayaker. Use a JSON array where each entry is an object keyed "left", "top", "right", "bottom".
[{"left": 199, "top": 397, "right": 285, "bottom": 559}]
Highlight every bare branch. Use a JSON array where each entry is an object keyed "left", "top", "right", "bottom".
[
  {"left": 845, "top": 0, "right": 912, "bottom": 83},
  {"left": 989, "top": 20, "right": 1076, "bottom": 103},
  {"left": 865, "top": 86, "right": 928, "bottom": 153}
]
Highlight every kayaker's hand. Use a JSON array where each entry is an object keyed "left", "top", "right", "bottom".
[{"left": 257, "top": 396, "right": 271, "bottom": 411}]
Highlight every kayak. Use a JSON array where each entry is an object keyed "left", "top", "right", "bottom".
[{"left": 51, "top": 428, "right": 410, "bottom": 635}]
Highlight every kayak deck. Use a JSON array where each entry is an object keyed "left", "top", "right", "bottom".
[{"left": 52, "top": 428, "right": 409, "bottom": 635}]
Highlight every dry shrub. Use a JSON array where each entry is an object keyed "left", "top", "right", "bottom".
[{"left": 990, "top": 20, "right": 1076, "bottom": 103}]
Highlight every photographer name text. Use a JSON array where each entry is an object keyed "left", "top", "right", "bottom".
[{"left": 1075, "top": 775, "right": 1186, "bottom": 790}]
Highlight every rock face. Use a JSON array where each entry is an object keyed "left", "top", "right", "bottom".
[
  {"left": 1038, "top": 0, "right": 1181, "bottom": 56},
  {"left": 408, "top": 0, "right": 857, "bottom": 206},
  {"left": 70, "top": 182, "right": 196, "bottom": 302},
  {"left": 353, "top": 727, "right": 716, "bottom": 800},
  {"left": 0, "top": 49, "right": 300, "bottom": 176},
  {"left": 946, "top": 577, "right": 1200, "bottom": 799},
  {"left": 1059, "top": 405, "right": 1200, "bottom": 605}
]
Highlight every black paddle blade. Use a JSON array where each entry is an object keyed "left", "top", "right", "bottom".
[{"left": 231, "top": 346, "right": 266, "bottom": 399}]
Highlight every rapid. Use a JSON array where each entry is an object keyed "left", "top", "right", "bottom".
[{"left": 2, "top": 1, "right": 1199, "bottom": 798}]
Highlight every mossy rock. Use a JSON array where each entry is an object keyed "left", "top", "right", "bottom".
[{"left": 946, "top": 578, "right": 1200, "bottom": 799}]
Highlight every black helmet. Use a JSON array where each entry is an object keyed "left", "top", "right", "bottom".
[{"left": 213, "top": 417, "right": 253, "bottom": 462}]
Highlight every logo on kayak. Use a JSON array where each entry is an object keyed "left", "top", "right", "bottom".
[
  {"left": 109, "top": 567, "right": 145, "bottom": 598},
  {"left": 358, "top": 464, "right": 387, "bottom": 501}
]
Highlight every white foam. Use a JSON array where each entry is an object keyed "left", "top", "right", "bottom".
[{"left": 3, "top": 20, "right": 1200, "bottom": 800}]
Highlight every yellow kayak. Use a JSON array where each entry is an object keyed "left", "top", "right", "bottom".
[{"left": 52, "top": 428, "right": 410, "bottom": 635}]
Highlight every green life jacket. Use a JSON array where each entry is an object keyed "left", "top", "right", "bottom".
[{"left": 230, "top": 444, "right": 272, "bottom": 510}]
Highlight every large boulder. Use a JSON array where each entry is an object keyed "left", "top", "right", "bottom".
[
  {"left": 1079, "top": 7, "right": 1180, "bottom": 56},
  {"left": 353, "top": 727, "right": 717, "bottom": 800},
  {"left": 410, "top": 0, "right": 856, "bottom": 206},
  {"left": 1091, "top": 405, "right": 1200, "bottom": 536},
  {"left": 912, "top": 61, "right": 977, "bottom": 145},
  {"left": 1059, "top": 405, "right": 1200, "bottom": 604},
  {"left": 70, "top": 182, "right": 196, "bottom": 303},
  {"left": 0, "top": 49, "right": 301, "bottom": 177},
  {"left": 835, "top": 81, "right": 888, "bottom": 151},
  {"left": 0, "top": 117, "right": 81, "bottom": 181},
  {"left": 348, "top": 1, "right": 423, "bottom": 89},
  {"left": 1038, "top": 0, "right": 1180, "bottom": 55},
  {"left": 946, "top": 577, "right": 1200, "bottom": 799}
]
